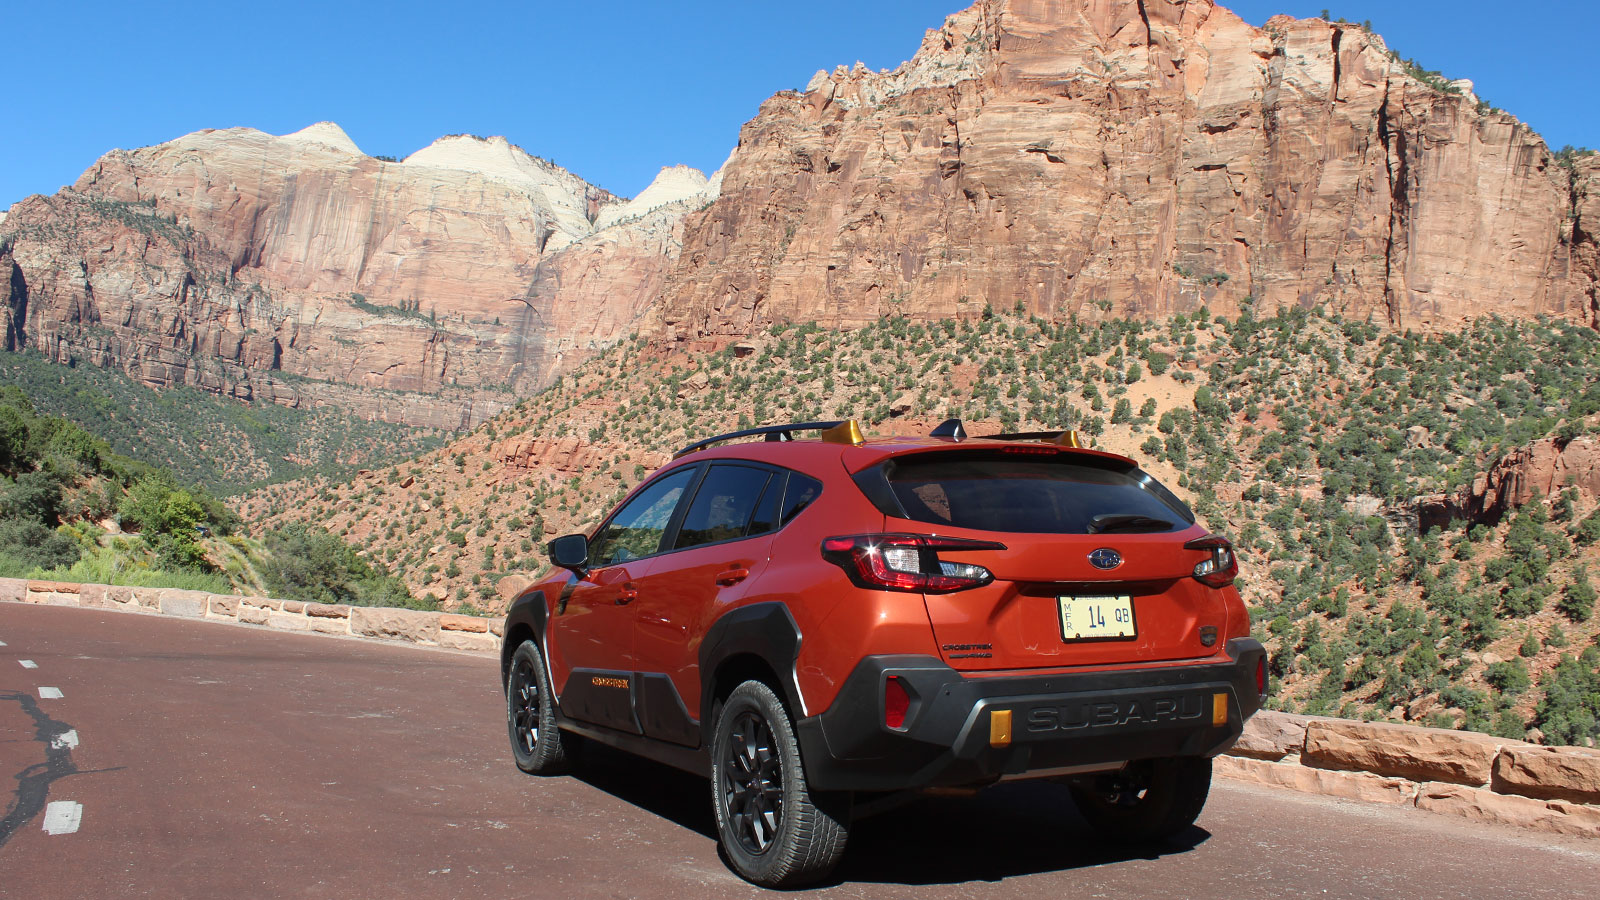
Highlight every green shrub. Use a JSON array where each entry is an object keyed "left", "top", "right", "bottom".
[
  {"left": 1532, "top": 649, "right": 1600, "bottom": 746},
  {"left": 1560, "top": 569, "right": 1597, "bottom": 622},
  {"left": 260, "top": 524, "right": 434, "bottom": 610},
  {"left": 0, "top": 516, "right": 81, "bottom": 572}
]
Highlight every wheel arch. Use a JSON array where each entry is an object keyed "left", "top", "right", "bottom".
[
  {"left": 500, "top": 589, "right": 548, "bottom": 691},
  {"left": 698, "top": 602, "right": 805, "bottom": 744}
]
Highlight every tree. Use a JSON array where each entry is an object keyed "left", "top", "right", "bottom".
[{"left": 1560, "top": 568, "right": 1597, "bottom": 623}]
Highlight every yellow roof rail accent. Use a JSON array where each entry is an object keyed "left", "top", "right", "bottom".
[{"left": 819, "top": 419, "right": 865, "bottom": 447}]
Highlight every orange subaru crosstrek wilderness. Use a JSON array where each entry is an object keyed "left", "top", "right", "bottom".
[{"left": 501, "top": 419, "right": 1265, "bottom": 887}]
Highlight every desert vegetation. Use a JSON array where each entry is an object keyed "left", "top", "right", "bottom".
[{"left": 244, "top": 305, "right": 1600, "bottom": 744}]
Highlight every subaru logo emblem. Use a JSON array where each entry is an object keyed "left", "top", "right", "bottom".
[{"left": 1089, "top": 548, "right": 1122, "bottom": 570}]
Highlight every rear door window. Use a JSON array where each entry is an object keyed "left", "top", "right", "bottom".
[
  {"left": 673, "top": 464, "right": 774, "bottom": 550},
  {"left": 884, "top": 454, "right": 1191, "bottom": 534}
]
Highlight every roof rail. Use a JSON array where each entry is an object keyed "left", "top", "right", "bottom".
[{"left": 675, "top": 420, "right": 847, "bottom": 458}]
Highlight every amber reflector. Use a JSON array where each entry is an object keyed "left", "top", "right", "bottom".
[
  {"left": 1212, "top": 692, "right": 1229, "bottom": 726},
  {"left": 989, "top": 709, "right": 1013, "bottom": 747}
]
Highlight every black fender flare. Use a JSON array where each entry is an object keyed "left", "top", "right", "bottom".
[
  {"left": 696, "top": 602, "right": 804, "bottom": 742},
  {"left": 499, "top": 587, "right": 550, "bottom": 690}
]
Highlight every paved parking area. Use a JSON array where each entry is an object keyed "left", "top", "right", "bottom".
[{"left": 2, "top": 603, "right": 1597, "bottom": 898}]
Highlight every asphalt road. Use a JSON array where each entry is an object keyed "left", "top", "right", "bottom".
[{"left": 2, "top": 603, "right": 1597, "bottom": 900}]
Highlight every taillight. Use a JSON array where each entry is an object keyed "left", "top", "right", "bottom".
[
  {"left": 820, "top": 533, "right": 1006, "bottom": 593},
  {"left": 1185, "top": 535, "right": 1237, "bottom": 588},
  {"left": 884, "top": 676, "right": 910, "bottom": 729}
]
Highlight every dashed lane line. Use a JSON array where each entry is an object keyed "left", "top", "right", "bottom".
[
  {"left": 0, "top": 639, "right": 6, "bottom": 646},
  {"left": 20, "top": 660, "right": 38, "bottom": 669},
  {"left": 50, "top": 730, "right": 78, "bottom": 750},
  {"left": 38, "top": 687, "right": 63, "bottom": 699},
  {"left": 41, "top": 801, "right": 82, "bottom": 835}
]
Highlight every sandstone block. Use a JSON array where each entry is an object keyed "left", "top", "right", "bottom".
[
  {"left": 0, "top": 577, "right": 29, "bottom": 602},
  {"left": 131, "top": 588, "right": 164, "bottom": 610},
  {"left": 1215, "top": 756, "right": 1418, "bottom": 805},
  {"left": 306, "top": 603, "right": 350, "bottom": 619},
  {"left": 27, "top": 580, "right": 80, "bottom": 594},
  {"left": 238, "top": 596, "right": 276, "bottom": 625},
  {"left": 1416, "top": 782, "right": 1600, "bottom": 838},
  {"left": 1230, "top": 711, "right": 1313, "bottom": 761},
  {"left": 78, "top": 584, "right": 109, "bottom": 609},
  {"left": 104, "top": 585, "right": 136, "bottom": 610},
  {"left": 281, "top": 600, "right": 305, "bottom": 614},
  {"left": 488, "top": 619, "right": 505, "bottom": 637},
  {"left": 439, "top": 614, "right": 488, "bottom": 634},
  {"left": 267, "top": 611, "right": 310, "bottom": 632},
  {"left": 1493, "top": 745, "right": 1600, "bottom": 805},
  {"left": 159, "top": 590, "right": 209, "bottom": 618},
  {"left": 309, "top": 616, "right": 350, "bottom": 636},
  {"left": 208, "top": 595, "right": 241, "bottom": 618},
  {"left": 1303, "top": 719, "right": 1516, "bottom": 786},
  {"left": 438, "top": 630, "right": 498, "bottom": 654},
  {"left": 350, "top": 607, "right": 440, "bottom": 644}
]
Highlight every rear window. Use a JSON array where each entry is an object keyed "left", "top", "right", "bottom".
[{"left": 884, "top": 454, "right": 1193, "bottom": 535}]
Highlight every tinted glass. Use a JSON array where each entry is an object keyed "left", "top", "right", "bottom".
[
  {"left": 886, "top": 456, "right": 1189, "bottom": 534},
  {"left": 588, "top": 467, "right": 696, "bottom": 566},
  {"left": 747, "top": 471, "right": 786, "bottom": 537},
  {"left": 781, "top": 474, "right": 823, "bottom": 524},
  {"left": 674, "top": 465, "right": 772, "bottom": 550}
]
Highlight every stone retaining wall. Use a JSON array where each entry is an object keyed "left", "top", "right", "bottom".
[
  {"left": 1224, "top": 710, "right": 1600, "bottom": 838},
  {"left": 0, "top": 577, "right": 501, "bottom": 655},
  {"left": 3, "top": 576, "right": 1597, "bottom": 840}
]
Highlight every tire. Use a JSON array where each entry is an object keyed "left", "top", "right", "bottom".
[
  {"left": 506, "top": 640, "right": 576, "bottom": 775},
  {"left": 709, "top": 680, "right": 850, "bottom": 887},
  {"left": 1069, "top": 756, "right": 1211, "bottom": 843}
]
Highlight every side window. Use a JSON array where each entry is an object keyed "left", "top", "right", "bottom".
[
  {"left": 588, "top": 467, "right": 696, "bottom": 567},
  {"left": 746, "top": 472, "right": 786, "bottom": 537},
  {"left": 673, "top": 465, "right": 773, "bottom": 550},
  {"left": 781, "top": 473, "right": 823, "bottom": 525}
]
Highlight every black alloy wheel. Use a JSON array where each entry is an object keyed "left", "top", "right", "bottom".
[
  {"left": 510, "top": 655, "right": 541, "bottom": 756},
  {"left": 506, "top": 640, "right": 574, "bottom": 774},
  {"left": 721, "top": 709, "right": 785, "bottom": 855},
  {"left": 709, "top": 680, "right": 849, "bottom": 887}
]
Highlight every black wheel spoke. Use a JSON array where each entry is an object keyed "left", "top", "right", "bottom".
[
  {"left": 511, "top": 660, "right": 540, "bottom": 751},
  {"left": 721, "top": 708, "right": 785, "bottom": 857}
]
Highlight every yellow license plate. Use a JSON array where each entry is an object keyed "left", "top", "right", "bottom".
[{"left": 1059, "top": 595, "right": 1136, "bottom": 642}]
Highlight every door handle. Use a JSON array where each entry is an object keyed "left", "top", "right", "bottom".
[
  {"left": 715, "top": 567, "right": 750, "bottom": 586},
  {"left": 617, "top": 583, "right": 639, "bottom": 605}
]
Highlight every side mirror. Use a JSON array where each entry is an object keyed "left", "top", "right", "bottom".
[{"left": 548, "top": 534, "right": 590, "bottom": 574}]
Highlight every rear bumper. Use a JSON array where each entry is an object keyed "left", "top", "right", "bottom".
[{"left": 796, "top": 638, "right": 1266, "bottom": 792}]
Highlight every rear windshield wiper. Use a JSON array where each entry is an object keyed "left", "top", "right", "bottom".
[{"left": 1087, "top": 514, "right": 1175, "bottom": 534}]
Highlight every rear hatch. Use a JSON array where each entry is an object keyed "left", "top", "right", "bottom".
[{"left": 868, "top": 447, "right": 1231, "bottom": 672}]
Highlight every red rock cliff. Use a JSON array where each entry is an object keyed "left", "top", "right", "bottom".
[{"left": 651, "top": 0, "right": 1596, "bottom": 342}]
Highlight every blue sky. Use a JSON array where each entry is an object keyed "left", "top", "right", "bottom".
[{"left": 2, "top": 1, "right": 1594, "bottom": 208}]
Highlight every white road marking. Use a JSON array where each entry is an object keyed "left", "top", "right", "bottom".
[
  {"left": 38, "top": 687, "right": 63, "bottom": 699},
  {"left": 0, "top": 639, "right": 7, "bottom": 646},
  {"left": 42, "top": 801, "right": 83, "bottom": 835},
  {"left": 51, "top": 730, "right": 78, "bottom": 750},
  {"left": 20, "top": 659, "right": 38, "bottom": 669}
]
